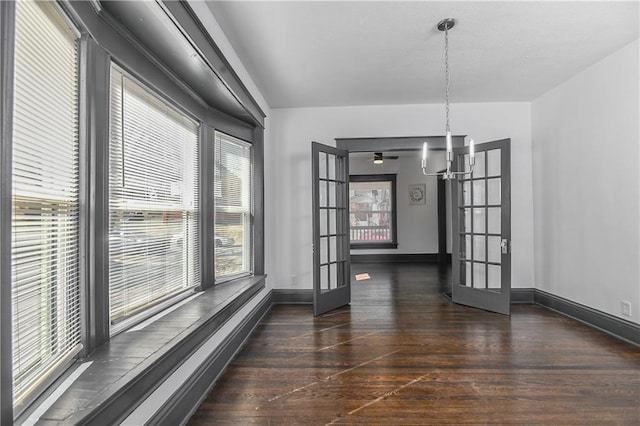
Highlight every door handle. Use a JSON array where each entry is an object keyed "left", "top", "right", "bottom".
[{"left": 501, "top": 238, "right": 509, "bottom": 254}]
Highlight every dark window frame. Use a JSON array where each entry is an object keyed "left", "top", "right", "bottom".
[{"left": 349, "top": 174, "right": 398, "bottom": 250}]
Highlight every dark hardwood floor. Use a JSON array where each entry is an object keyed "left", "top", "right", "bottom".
[{"left": 189, "top": 263, "right": 640, "bottom": 425}]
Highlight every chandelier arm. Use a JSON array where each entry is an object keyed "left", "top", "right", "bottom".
[
  {"left": 450, "top": 164, "right": 475, "bottom": 176},
  {"left": 422, "top": 168, "right": 447, "bottom": 177}
]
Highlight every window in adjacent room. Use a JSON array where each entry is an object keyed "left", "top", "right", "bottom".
[
  {"left": 108, "top": 66, "right": 199, "bottom": 331},
  {"left": 214, "top": 132, "right": 253, "bottom": 281},
  {"left": 349, "top": 174, "right": 398, "bottom": 249},
  {"left": 11, "top": 0, "right": 80, "bottom": 411}
]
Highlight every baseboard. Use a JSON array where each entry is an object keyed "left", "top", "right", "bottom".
[
  {"left": 351, "top": 253, "right": 443, "bottom": 263},
  {"left": 511, "top": 288, "right": 535, "bottom": 304},
  {"left": 533, "top": 289, "right": 639, "bottom": 346},
  {"left": 272, "top": 289, "right": 313, "bottom": 304},
  {"left": 149, "top": 290, "right": 273, "bottom": 426}
]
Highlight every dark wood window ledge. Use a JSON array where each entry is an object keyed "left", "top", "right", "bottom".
[{"left": 19, "top": 276, "right": 266, "bottom": 425}]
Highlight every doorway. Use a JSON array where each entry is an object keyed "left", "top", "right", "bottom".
[{"left": 311, "top": 135, "right": 512, "bottom": 316}]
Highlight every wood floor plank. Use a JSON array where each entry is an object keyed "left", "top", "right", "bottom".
[{"left": 189, "top": 263, "right": 640, "bottom": 425}]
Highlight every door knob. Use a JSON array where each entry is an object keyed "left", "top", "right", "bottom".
[{"left": 501, "top": 238, "right": 509, "bottom": 254}]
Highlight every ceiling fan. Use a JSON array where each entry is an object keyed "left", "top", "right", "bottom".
[{"left": 373, "top": 152, "right": 399, "bottom": 164}]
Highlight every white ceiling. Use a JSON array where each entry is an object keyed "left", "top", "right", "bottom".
[{"left": 206, "top": 1, "right": 639, "bottom": 109}]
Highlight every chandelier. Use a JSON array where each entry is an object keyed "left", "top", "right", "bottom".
[{"left": 422, "top": 18, "right": 475, "bottom": 180}]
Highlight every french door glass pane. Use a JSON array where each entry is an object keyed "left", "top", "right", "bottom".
[
  {"left": 488, "top": 207, "right": 501, "bottom": 234},
  {"left": 473, "top": 151, "right": 485, "bottom": 178},
  {"left": 487, "top": 149, "right": 501, "bottom": 176},
  {"left": 488, "top": 236, "right": 502, "bottom": 263},
  {"left": 473, "top": 208, "right": 485, "bottom": 233},
  {"left": 488, "top": 178, "right": 501, "bottom": 205},
  {"left": 488, "top": 265, "right": 502, "bottom": 291},
  {"left": 473, "top": 180, "right": 485, "bottom": 206},
  {"left": 473, "top": 236, "right": 486, "bottom": 261},
  {"left": 473, "top": 263, "right": 486, "bottom": 289}
]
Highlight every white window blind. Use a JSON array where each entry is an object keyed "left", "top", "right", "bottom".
[
  {"left": 11, "top": 0, "right": 80, "bottom": 409},
  {"left": 109, "top": 67, "right": 199, "bottom": 327},
  {"left": 214, "top": 132, "right": 253, "bottom": 280}
]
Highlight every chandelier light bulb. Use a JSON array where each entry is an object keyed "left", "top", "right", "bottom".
[{"left": 422, "top": 142, "right": 428, "bottom": 168}]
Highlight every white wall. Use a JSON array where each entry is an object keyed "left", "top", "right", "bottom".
[
  {"left": 348, "top": 153, "right": 446, "bottom": 254},
  {"left": 532, "top": 39, "right": 640, "bottom": 324},
  {"left": 270, "top": 102, "right": 534, "bottom": 289}
]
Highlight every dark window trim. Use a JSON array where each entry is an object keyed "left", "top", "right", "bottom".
[
  {"left": 0, "top": 2, "right": 16, "bottom": 422},
  {"left": 349, "top": 174, "right": 398, "bottom": 250}
]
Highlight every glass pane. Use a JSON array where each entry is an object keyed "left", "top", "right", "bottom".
[
  {"left": 320, "top": 209, "right": 327, "bottom": 236},
  {"left": 473, "top": 180, "right": 485, "bottom": 206},
  {"left": 319, "top": 180, "right": 327, "bottom": 207},
  {"left": 320, "top": 236, "right": 327, "bottom": 264},
  {"left": 488, "top": 207, "right": 501, "bottom": 234},
  {"left": 329, "top": 181, "right": 336, "bottom": 207},
  {"left": 487, "top": 149, "right": 501, "bottom": 176},
  {"left": 473, "top": 151, "right": 485, "bottom": 178},
  {"left": 320, "top": 265, "right": 329, "bottom": 291},
  {"left": 463, "top": 261, "right": 472, "bottom": 287},
  {"left": 328, "top": 154, "right": 336, "bottom": 180},
  {"left": 473, "top": 208, "right": 485, "bottom": 233},
  {"left": 319, "top": 152, "right": 327, "bottom": 179},
  {"left": 473, "top": 236, "right": 486, "bottom": 261},
  {"left": 329, "top": 236, "right": 337, "bottom": 262},
  {"left": 330, "top": 263, "right": 337, "bottom": 290},
  {"left": 329, "top": 209, "right": 337, "bottom": 234},
  {"left": 488, "top": 264, "right": 501, "bottom": 290},
  {"left": 488, "top": 178, "right": 501, "bottom": 205},
  {"left": 464, "top": 234, "right": 472, "bottom": 260},
  {"left": 488, "top": 236, "right": 502, "bottom": 263},
  {"left": 473, "top": 263, "right": 486, "bottom": 289},
  {"left": 462, "top": 180, "right": 471, "bottom": 206},
  {"left": 463, "top": 208, "right": 471, "bottom": 233}
]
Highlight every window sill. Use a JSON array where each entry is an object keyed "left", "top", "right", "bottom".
[
  {"left": 18, "top": 275, "right": 266, "bottom": 425},
  {"left": 351, "top": 242, "right": 398, "bottom": 250}
]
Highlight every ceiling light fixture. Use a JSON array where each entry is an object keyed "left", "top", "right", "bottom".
[
  {"left": 373, "top": 152, "right": 384, "bottom": 164},
  {"left": 422, "top": 18, "right": 474, "bottom": 180}
]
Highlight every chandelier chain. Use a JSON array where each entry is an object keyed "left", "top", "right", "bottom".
[{"left": 444, "top": 24, "right": 450, "bottom": 133}]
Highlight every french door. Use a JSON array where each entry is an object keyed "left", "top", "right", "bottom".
[
  {"left": 451, "top": 139, "right": 511, "bottom": 315},
  {"left": 311, "top": 142, "right": 351, "bottom": 316}
]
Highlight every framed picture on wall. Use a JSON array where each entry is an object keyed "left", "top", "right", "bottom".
[{"left": 408, "top": 183, "right": 426, "bottom": 205}]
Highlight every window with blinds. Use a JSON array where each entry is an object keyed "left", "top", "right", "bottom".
[
  {"left": 214, "top": 132, "right": 253, "bottom": 280},
  {"left": 109, "top": 67, "right": 199, "bottom": 328},
  {"left": 11, "top": 0, "right": 80, "bottom": 409}
]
